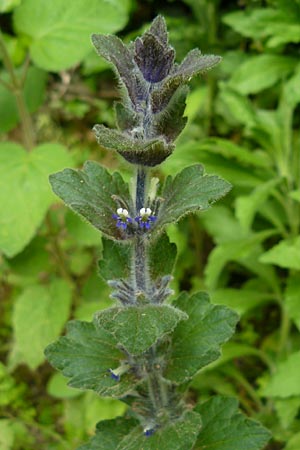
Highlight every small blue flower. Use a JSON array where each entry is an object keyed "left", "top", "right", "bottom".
[
  {"left": 144, "top": 427, "right": 156, "bottom": 437},
  {"left": 108, "top": 363, "right": 129, "bottom": 382},
  {"left": 112, "top": 208, "right": 133, "bottom": 229},
  {"left": 135, "top": 207, "right": 157, "bottom": 230},
  {"left": 108, "top": 369, "right": 120, "bottom": 381}
]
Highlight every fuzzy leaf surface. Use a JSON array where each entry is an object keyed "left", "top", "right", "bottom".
[
  {"left": 149, "top": 233, "right": 177, "bottom": 281},
  {"left": 78, "top": 417, "right": 139, "bottom": 450},
  {"left": 95, "top": 305, "right": 187, "bottom": 355},
  {"left": 93, "top": 124, "right": 173, "bottom": 166},
  {"left": 98, "top": 238, "right": 131, "bottom": 282},
  {"left": 118, "top": 410, "right": 202, "bottom": 450},
  {"left": 165, "top": 292, "right": 239, "bottom": 383},
  {"left": 157, "top": 164, "right": 231, "bottom": 230},
  {"left": 49, "top": 161, "right": 132, "bottom": 240},
  {"left": 195, "top": 396, "right": 271, "bottom": 449},
  {"left": 45, "top": 320, "right": 137, "bottom": 398}
]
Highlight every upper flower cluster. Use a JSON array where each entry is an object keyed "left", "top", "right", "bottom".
[{"left": 92, "top": 16, "right": 221, "bottom": 166}]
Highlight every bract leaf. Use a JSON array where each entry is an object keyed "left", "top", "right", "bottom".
[
  {"left": 195, "top": 396, "right": 271, "bottom": 450},
  {"left": 78, "top": 417, "right": 139, "bottom": 450},
  {"left": 118, "top": 410, "right": 202, "bottom": 450},
  {"left": 95, "top": 305, "right": 187, "bottom": 355},
  {"left": 49, "top": 161, "right": 133, "bottom": 240},
  {"left": 165, "top": 292, "right": 239, "bottom": 383},
  {"left": 45, "top": 320, "right": 137, "bottom": 398},
  {"left": 93, "top": 124, "right": 173, "bottom": 166},
  {"left": 157, "top": 165, "right": 231, "bottom": 230}
]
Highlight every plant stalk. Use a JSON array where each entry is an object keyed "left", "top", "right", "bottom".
[{"left": 0, "top": 30, "right": 35, "bottom": 150}]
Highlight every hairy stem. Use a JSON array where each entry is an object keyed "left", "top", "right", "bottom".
[{"left": 0, "top": 31, "right": 35, "bottom": 150}]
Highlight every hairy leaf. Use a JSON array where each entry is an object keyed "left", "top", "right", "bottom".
[
  {"left": 50, "top": 161, "right": 133, "bottom": 240},
  {"left": 165, "top": 292, "right": 239, "bottom": 383},
  {"left": 78, "top": 417, "right": 139, "bottom": 450},
  {"left": 157, "top": 164, "right": 231, "bottom": 230},
  {"left": 95, "top": 304, "right": 187, "bottom": 355},
  {"left": 148, "top": 233, "right": 177, "bottom": 281},
  {"left": 93, "top": 124, "right": 173, "bottom": 166},
  {"left": 45, "top": 320, "right": 137, "bottom": 398},
  {"left": 118, "top": 411, "right": 202, "bottom": 450},
  {"left": 98, "top": 238, "right": 131, "bottom": 282},
  {"left": 195, "top": 396, "right": 271, "bottom": 449}
]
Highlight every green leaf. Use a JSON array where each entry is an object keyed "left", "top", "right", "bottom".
[
  {"left": 285, "top": 432, "right": 300, "bottom": 450},
  {"left": 0, "top": 0, "right": 20, "bottom": 13},
  {"left": 0, "top": 66, "right": 47, "bottom": 134},
  {"left": 211, "top": 288, "right": 271, "bottom": 316},
  {"left": 195, "top": 396, "right": 271, "bottom": 450},
  {"left": 199, "top": 137, "right": 271, "bottom": 169},
  {"left": 165, "top": 292, "right": 238, "bottom": 383},
  {"left": 205, "top": 231, "right": 275, "bottom": 290},
  {"left": 235, "top": 178, "right": 281, "bottom": 231},
  {"left": 11, "top": 279, "right": 72, "bottom": 370},
  {"left": 98, "top": 238, "right": 131, "bottom": 282},
  {"left": 259, "top": 236, "right": 300, "bottom": 270},
  {"left": 93, "top": 124, "right": 173, "bottom": 166},
  {"left": 149, "top": 233, "right": 177, "bottom": 281},
  {"left": 118, "top": 410, "right": 202, "bottom": 450},
  {"left": 49, "top": 161, "right": 132, "bottom": 241},
  {"left": 229, "top": 55, "right": 297, "bottom": 94},
  {"left": 0, "top": 420, "right": 14, "bottom": 450},
  {"left": 262, "top": 351, "right": 300, "bottom": 398},
  {"left": 47, "top": 372, "right": 81, "bottom": 399},
  {"left": 0, "top": 142, "right": 73, "bottom": 257},
  {"left": 157, "top": 165, "right": 231, "bottom": 230},
  {"left": 78, "top": 417, "right": 139, "bottom": 450},
  {"left": 274, "top": 397, "right": 300, "bottom": 429},
  {"left": 285, "top": 275, "right": 300, "bottom": 331},
  {"left": 223, "top": 8, "right": 300, "bottom": 47},
  {"left": 45, "top": 319, "right": 137, "bottom": 398},
  {"left": 65, "top": 210, "right": 102, "bottom": 247},
  {"left": 13, "top": 0, "right": 131, "bottom": 71},
  {"left": 96, "top": 305, "right": 187, "bottom": 355}
]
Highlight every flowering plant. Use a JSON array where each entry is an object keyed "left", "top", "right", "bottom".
[{"left": 45, "top": 16, "right": 271, "bottom": 449}]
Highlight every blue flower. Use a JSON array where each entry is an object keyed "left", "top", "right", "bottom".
[
  {"left": 144, "top": 427, "right": 156, "bottom": 437},
  {"left": 112, "top": 208, "right": 133, "bottom": 229},
  {"left": 135, "top": 207, "right": 157, "bottom": 230},
  {"left": 108, "top": 363, "right": 129, "bottom": 382}
]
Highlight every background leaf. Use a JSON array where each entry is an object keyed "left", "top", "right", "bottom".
[
  {"left": 0, "top": 142, "right": 73, "bottom": 257},
  {"left": 10, "top": 278, "right": 72, "bottom": 369},
  {"left": 13, "top": 0, "right": 131, "bottom": 71}
]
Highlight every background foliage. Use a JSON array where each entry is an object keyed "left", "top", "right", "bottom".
[{"left": 1, "top": 0, "right": 300, "bottom": 448}]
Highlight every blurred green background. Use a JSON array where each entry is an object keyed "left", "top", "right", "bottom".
[{"left": 1, "top": 0, "right": 300, "bottom": 448}]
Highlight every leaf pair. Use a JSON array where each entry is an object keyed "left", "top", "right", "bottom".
[{"left": 50, "top": 161, "right": 231, "bottom": 241}]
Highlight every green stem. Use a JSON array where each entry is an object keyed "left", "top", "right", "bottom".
[{"left": 0, "top": 30, "right": 35, "bottom": 150}]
